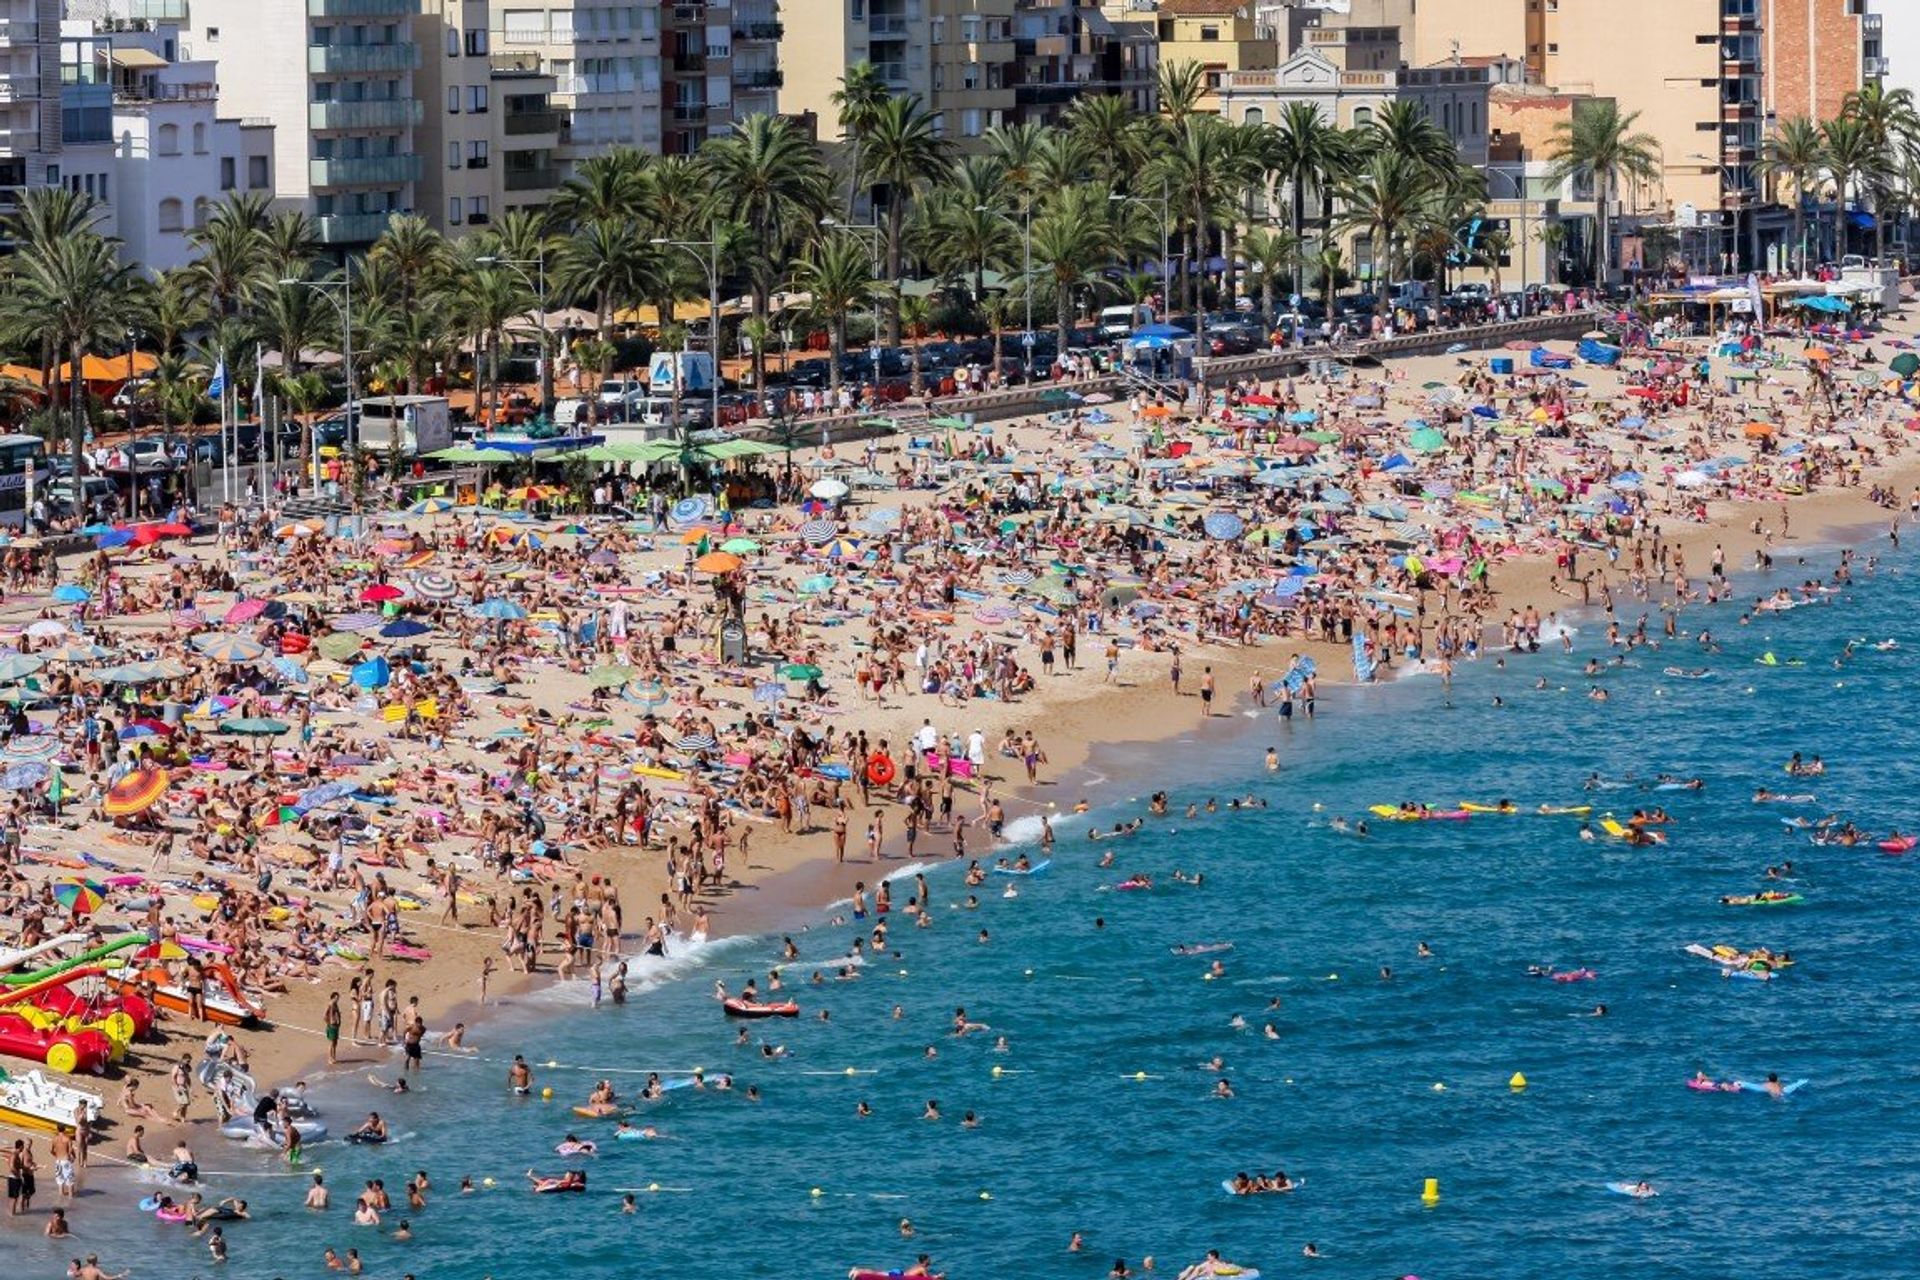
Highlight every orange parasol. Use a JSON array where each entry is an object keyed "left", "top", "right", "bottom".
[
  {"left": 103, "top": 766, "right": 169, "bottom": 817},
  {"left": 694, "top": 551, "right": 742, "bottom": 574},
  {"left": 1742, "top": 422, "right": 1778, "bottom": 438}
]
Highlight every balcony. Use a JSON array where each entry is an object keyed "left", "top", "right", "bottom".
[
  {"left": 740, "top": 68, "right": 782, "bottom": 89},
  {"left": 314, "top": 211, "right": 395, "bottom": 244},
  {"left": 869, "top": 15, "right": 910, "bottom": 36},
  {"left": 309, "top": 0, "right": 418, "bottom": 15},
  {"left": 126, "top": 0, "right": 186, "bottom": 18},
  {"left": 671, "top": 52, "right": 706, "bottom": 72},
  {"left": 309, "top": 98, "right": 422, "bottom": 130},
  {"left": 307, "top": 43, "right": 420, "bottom": 75},
  {"left": 1865, "top": 55, "right": 1889, "bottom": 77},
  {"left": 872, "top": 61, "right": 907, "bottom": 86},
  {"left": 503, "top": 165, "right": 558, "bottom": 192},
  {"left": 735, "top": 22, "right": 783, "bottom": 41},
  {"left": 672, "top": 102, "right": 707, "bottom": 122},
  {"left": 504, "top": 107, "right": 562, "bottom": 135},
  {"left": 0, "top": 18, "right": 38, "bottom": 42},
  {"left": 309, "top": 153, "right": 421, "bottom": 187}
]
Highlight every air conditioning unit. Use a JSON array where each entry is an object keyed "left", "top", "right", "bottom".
[{"left": 1864, "top": 56, "right": 1888, "bottom": 76}]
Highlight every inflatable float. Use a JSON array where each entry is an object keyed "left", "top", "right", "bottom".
[{"left": 721, "top": 998, "right": 799, "bottom": 1018}]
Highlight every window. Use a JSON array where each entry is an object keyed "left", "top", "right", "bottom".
[
  {"left": 932, "top": 63, "right": 943, "bottom": 90},
  {"left": 471, "top": 196, "right": 490, "bottom": 223},
  {"left": 1199, "top": 24, "right": 1219, "bottom": 41},
  {"left": 1546, "top": 42, "right": 1558, "bottom": 53},
  {"left": 468, "top": 141, "right": 489, "bottom": 168},
  {"left": 157, "top": 123, "right": 180, "bottom": 155},
  {"left": 220, "top": 157, "right": 236, "bottom": 190},
  {"left": 468, "top": 85, "right": 489, "bottom": 113},
  {"left": 205, "top": 26, "right": 217, "bottom": 41},
  {"left": 248, "top": 155, "right": 268, "bottom": 189},
  {"left": 851, "top": 0, "right": 864, "bottom": 19},
  {"left": 192, "top": 122, "right": 207, "bottom": 153},
  {"left": 962, "top": 108, "right": 982, "bottom": 138},
  {"left": 930, "top": 16, "right": 943, "bottom": 43},
  {"left": 963, "top": 62, "right": 979, "bottom": 90},
  {"left": 960, "top": 15, "right": 980, "bottom": 41},
  {"left": 446, "top": 26, "right": 459, "bottom": 56},
  {"left": 448, "top": 197, "right": 463, "bottom": 225},
  {"left": 503, "top": 10, "right": 547, "bottom": 43},
  {"left": 192, "top": 198, "right": 210, "bottom": 229},
  {"left": 1351, "top": 106, "right": 1372, "bottom": 128},
  {"left": 448, "top": 141, "right": 461, "bottom": 169},
  {"left": 447, "top": 86, "right": 461, "bottom": 113},
  {"left": 465, "top": 28, "right": 488, "bottom": 54},
  {"left": 1242, "top": 107, "right": 1263, "bottom": 127},
  {"left": 157, "top": 197, "right": 183, "bottom": 232}
]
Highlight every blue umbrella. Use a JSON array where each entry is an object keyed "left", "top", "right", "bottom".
[
  {"left": 379, "top": 618, "right": 432, "bottom": 639},
  {"left": 1202, "top": 513, "right": 1246, "bottom": 541},
  {"left": 351, "top": 656, "right": 391, "bottom": 689},
  {"left": 469, "top": 598, "right": 527, "bottom": 621},
  {"left": 1286, "top": 410, "right": 1318, "bottom": 425},
  {"left": 51, "top": 585, "right": 90, "bottom": 604},
  {"left": 95, "top": 530, "right": 135, "bottom": 550},
  {"left": 1131, "top": 323, "right": 1185, "bottom": 339},
  {"left": 271, "top": 656, "right": 309, "bottom": 685},
  {"left": 669, "top": 496, "right": 711, "bottom": 526},
  {"left": 752, "top": 681, "right": 786, "bottom": 704},
  {"left": 78, "top": 523, "right": 116, "bottom": 536}
]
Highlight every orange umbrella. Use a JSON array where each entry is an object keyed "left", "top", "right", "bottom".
[
  {"left": 1141, "top": 404, "right": 1172, "bottom": 418},
  {"left": 1804, "top": 348, "right": 1832, "bottom": 362},
  {"left": 694, "top": 551, "right": 742, "bottom": 574},
  {"left": 679, "top": 529, "right": 712, "bottom": 545},
  {"left": 104, "top": 766, "right": 169, "bottom": 817},
  {"left": 1742, "top": 422, "right": 1777, "bottom": 438}
]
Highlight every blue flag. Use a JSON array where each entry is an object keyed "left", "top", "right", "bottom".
[{"left": 208, "top": 359, "right": 227, "bottom": 399}]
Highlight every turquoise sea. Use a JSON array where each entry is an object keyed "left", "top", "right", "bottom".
[{"left": 26, "top": 535, "right": 1920, "bottom": 1280}]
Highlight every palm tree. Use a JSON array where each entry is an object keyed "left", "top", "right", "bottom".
[
  {"left": 1266, "top": 102, "right": 1346, "bottom": 295},
  {"left": 1535, "top": 220, "right": 1568, "bottom": 285},
  {"left": 980, "top": 293, "right": 1014, "bottom": 376},
  {"left": 792, "top": 235, "right": 880, "bottom": 401},
  {"left": 149, "top": 351, "right": 205, "bottom": 454},
  {"left": 1065, "top": 93, "right": 1147, "bottom": 185},
  {"left": 1157, "top": 60, "right": 1208, "bottom": 126},
  {"left": 1843, "top": 81, "right": 1919, "bottom": 264},
  {"left": 1757, "top": 117, "right": 1828, "bottom": 275},
  {"left": 253, "top": 281, "right": 333, "bottom": 426},
  {"left": 898, "top": 292, "right": 933, "bottom": 395},
  {"left": 137, "top": 268, "right": 209, "bottom": 357},
  {"left": 369, "top": 214, "right": 451, "bottom": 314},
  {"left": 1335, "top": 151, "right": 1440, "bottom": 313},
  {"left": 10, "top": 228, "right": 133, "bottom": 482},
  {"left": 556, "top": 217, "right": 656, "bottom": 400},
  {"left": 1310, "top": 244, "right": 1346, "bottom": 319},
  {"left": 188, "top": 197, "right": 272, "bottom": 317},
  {"left": 1821, "top": 115, "right": 1879, "bottom": 262},
  {"left": 830, "top": 61, "right": 890, "bottom": 217},
  {"left": 271, "top": 368, "right": 328, "bottom": 484},
  {"left": 1369, "top": 100, "right": 1458, "bottom": 174},
  {"left": 860, "top": 94, "right": 950, "bottom": 344},
  {"left": 262, "top": 211, "right": 320, "bottom": 284},
  {"left": 456, "top": 265, "right": 533, "bottom": 431},
  {"left": 1546, "top": 100, "right": 1659, "bottom": 284},
  {"left": 985, "top": 122, "right": 1047, "bottom": 209},
  {"left": 1149, "top": 115, "right": 1238, "bottom": 315},
  {"left": 1240, "top": 227, "right": 1299, "bottom": 321},
  {"left": 1029, "top": 208, "right": 1112, "bottom": 352},
  {"left": 1475, "top": 230, "right": 1513, "bottom": 300},
  {"left": 700, "top": 113, "right": 832, "bottom": 340},
  {"left": 551, "top": 148, "right": 649, "bottom": 227}
]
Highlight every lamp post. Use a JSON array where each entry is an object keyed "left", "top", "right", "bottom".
[
  {"left": 971, "top": 204, "right": 1033, "bottom": 379},
  {"left": 282, "top": 262, "right": 353, "bottom": 499},
  {"left": 477, "top": 254, "right": 552, "bottom": 420},
  {"left": 1688, "top": 152, "right": 1750, "bottom": 274},
  {"left": 650, "top": 222, "right": 722, "bottom": 443},
  {"left": 821, "top": 216, "right": 886, "bottom": 387},
  {"left": 1486, "top": 167, "right": 1531, "bottom": 315},
  {"left": 1109, "top": 179, "right": 1172, "bottom": 321}
]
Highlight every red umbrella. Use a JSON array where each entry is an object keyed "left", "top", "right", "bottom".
[
  {"left": 132, "top": 521, "right": 191, "bottom": 546},
  {"left": 360, "top": 584, "right": 404, "bottom": 603},
  {"left": 1243, "top": 393, "right": 1279, "bottom": 406}
]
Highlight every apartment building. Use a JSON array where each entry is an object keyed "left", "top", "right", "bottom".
[
  {"left": 415, "top": 0, "right": 564, "bottom": 235},
  {"left": 171, "top": 0, "right": 422, "bottom": 249},
  {"left": 0, "top": 0, "right": 64, "bottom": 203},
  {"left": 57, "top": 17, "right": 275, "bottom": 271},
  {"left": 781, "top": 2, "right": 1014, "bottom": 146},
  {"left": 660, "top": 1, "right": 781, "bottom": 156},
  {"left": 1012, "top": 0, "right": 1157, "bottom": 127},
  {"left": 1758, "top": 0, "right": 1884, "bottom": 123},
  {"left": 1108, "top": 0, "right": 1277, "bottom": 115}
]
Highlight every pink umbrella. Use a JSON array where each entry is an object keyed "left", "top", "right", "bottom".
[{"left": 225, "top": 599, "right": 270, "bottom": 625}]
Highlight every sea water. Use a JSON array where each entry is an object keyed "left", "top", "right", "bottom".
[{"left": 30, "top": 541, "right": 1920, "bottom": 1280}]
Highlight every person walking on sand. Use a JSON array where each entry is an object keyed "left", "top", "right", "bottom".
[
  {"left": 324, "top": 993, "right": 342, "bottom": 1065},
  {"left": 1200, "top": 666, "right": 1214, "bottom": 719}
]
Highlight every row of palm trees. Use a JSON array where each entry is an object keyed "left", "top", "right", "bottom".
[
  {"left": 1759, "top": 82, "right": 1920, "bottom": 273},
  {"left": 0, "top": 57, "right": 1763, "bottom": 484}
]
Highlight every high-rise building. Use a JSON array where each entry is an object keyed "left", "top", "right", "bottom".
[
  {"left": 660, "top": 1, "right": 781, "bottom": 156},
  {"left": 0, "top": 0, "right": 66, "bottom": 213},
  {"left": 1758, "top": 0, "right": 1883, "bottom": 124},
  {"left": 1107, "top": 0, "right": 1277, "bottom": 115},
  {"left": 414, "top": 0, "right": 566, "bottom": 235},
  {"left": 1012, "top": 0, "right": 1157, "bottom": 127},
  {"left": 1882, "top": 0, "right": 1917, "bottom": 103},
  {"left": 176, "top": 0, "right": 423, "bottom": 249},
  {"left": 782, "top": 2, "right": 1014, "bottom": 148}
]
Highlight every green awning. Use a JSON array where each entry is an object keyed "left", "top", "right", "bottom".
[{"left": 428, "top": 446, "right": 519, "bottom": 463}]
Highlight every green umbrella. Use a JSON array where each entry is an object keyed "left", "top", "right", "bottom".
[
  {"left": 1891, "top": 352, "right": 1920, "bottom": 378},
  {"left": 588, "top": 663, "right": 635, "bottom": 689},
  {"left": 1408, "top": 427, "right": 1448, "bottom": 454},
  {"left": 781, "top": 663, "right": 822, "bottom": 680},
  {"left": 220, "top": 717, "right": 290, "bottom": 736},
  {"left": 720, "top": 537, "right": 760, "bottom": 554},
  {"left": 316, "top": 633, "right": 365, "bottom": 661}
]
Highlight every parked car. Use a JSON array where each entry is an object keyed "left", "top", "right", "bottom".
[{"left": 1203, "top": 326, "right": 1259, "bottom": 357}]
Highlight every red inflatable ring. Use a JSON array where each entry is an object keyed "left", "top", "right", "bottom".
[{"left": 865, "top": 754, "right": 896, "bottom": 787}]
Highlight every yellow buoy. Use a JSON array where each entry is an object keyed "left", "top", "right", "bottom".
[
  {"left": 810, "top": 1187, "right": 824, "bottom": 1198},
  {"left": 979, "top": 1190, "right": 992, "bottom": 1201},
  {"left": 1133, "top": 1071, "right": 1148, "bottom": 1081},
  {"left": 844, "top": 1066, "right": 858, "bottom": 1076},
  {"left": 540, "top": 1087, "right": 553, "bottom": 1100},
  {"left": 648, "top": 1182, "right": 660, "bottom": 1193},
  {"left": 482, "top": 1177, "right": 496, "bottom": 1187},
  {"left": 991, "top": 1065, "right": 1004, "bottom": 1078},
  {"left": 1509, "top": 1072, "right": 1528, "bottom": 1090},
  {"left": 1422, "top": 1177, "right": 1440, "bottom": 1204}
]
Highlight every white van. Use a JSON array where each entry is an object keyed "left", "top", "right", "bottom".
[{"left": 1099, "top": 304, "right": 1156, "bottom": 340}]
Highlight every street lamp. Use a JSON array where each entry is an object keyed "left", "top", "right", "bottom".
[
  {"left": 1689, "top": 152, "right": 1752, "bottom": 275},
  {"left": 1485, "top": 167, "right": 1532, "bottom": 314},
  {"left": 1109, "top": 180, "right": 1172, "bottom": 321},
  {"left": 476, "top": 254, "right": 552, "bottom": 419},
  {"left": 650, "top": 223, "right": 721, "bottom": 443},
  {"left": 282, "top": 263, "right": 354, "bottom": 499},
  {"left": 972, "top": 204, "right": 1033, "bottom": 379},
  {"left": 821, "top": 216, "right": 886, "bottom": 386}
]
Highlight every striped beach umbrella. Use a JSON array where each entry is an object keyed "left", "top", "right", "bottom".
[
  {"left": 331, "top": 612, "right": 385, "bottom": 632},
  {"left": 800, "top": 519, "right": 837, "bottom": 545},
  {"left": 0, "top": 761, "right": 49, "bottom": 789},
  {"left": 0, "top": 654, "right": 44, "bottom": 681},
  {"left": 411, "top": 572, "right": 460, "bottom": 602},
  {"left": 675, "top": 732, "right": 719, "bottom": 753},
  {"left": 103, "top": 766, "right": 170, "bottom": 817},
  {"left": 752, "top": 681, "right": 785, "bottom": 704},
  {"left": 191, "top": 634, "right": 267, "bottom": 663},
  {"left": 50, "top": 878, "right": 105, "bottom": 915},
  {"left": 669, "top": 496, "right": 711, "bottom": 526}
]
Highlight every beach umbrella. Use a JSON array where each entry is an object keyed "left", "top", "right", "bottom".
[
  {"left": 1891, "top": 352, "right": 1920, "bottom": 378},
  {"left": 798, "top": 574, "right": 835, "bottom": 595},
  {"left": 94, "top": 529, "right": 135, "bottom": 550},
  {"left": 351, "top": 656, "right": 391, "bottom": 689},
  {"left": 674, "top": 732, "right": 719, "bottom": 753},
  {"left": 221, "top": 717, "right": 289, "bottom": 737},
  {"left": 589, "top": 663, "right": 635, "bottom": 689},
  {"left": 2, "top": 735, "right": 59, "bottom": 760},
  {"left": 379, "top": 618, "right": 432, "bottom": 639},
  {"left": 469, "top": 598, "right": 528, "bottom": 621},
  {"left": 719, "top": 538, "right": 760, "bottom": 554},
  {"left": 297, "top": 780, "right": 358, "bottom": 811},
  {"left": 331, "top": 611, "right": 385, "bottom": 632},
  {"left": 0, "top": 654, "right": 44, "bottom": 682},
  {"left": 50, "top": 878, "right": 105, "bottom": 915},
  {"left": 0, "top": 761, "right": 48, "bottom": 790},
  {"left": 316, "top": 633, "right": 365, "bottom": 662},
  {"left": 810, "top": 478, "right": 850, "bottom": 500},
  {"left": 411, "top": 572, "right": 459, "bottom": 602},
  {"left": 50, "top": 585, "right": 90, "bottom": 604},
  {"left": 628, "top": 679, "right": 668, "bottom": 709},
  {"left": 224, "top": 599, "right": 271, "bottom": 625},
  {"left": 1203, "top": 512, "right": 1247, "bottom": 541},
  {"left": 270, "top": 657, "right": 309, "bottom": 686},
  {"left": 408, "top": 497, "right": 456, "bottom": 515},
  {"left": 191, "top": 634, "right": 266, "bottom": 663},
  {"left": 25, "top": 620, "right": 67, "bottom": 641},
  {"left": 821, "top": 537, "right": 864, "bottom": 560},
  {"left": 1408, "top": 427, "right": 1448, "bottom": 454},
  {"left": 1000, "top": 568, "right": 1036, "bottom": 586},
  {"left": 694, "top": 551, "right": 742, "bottom": 574},
  {"left": 360, "top": 584, "right": 405, "bottom": 604},
  {"left": 103, "top": 766, "right": 169, "bottom": 817},
  {"left": 781, "top": 663, "right": 823, "bottom": 680},
  {"left": 132, "top": 522, "right": 191, "bottom": 547},
  {"left": 668, "top": 496, "right": 711, "bottom": 526},
  {"left": 752, "top": 681, "right": 785, "bottom": 704},
  {"left": 43, "top": 641, "right": 109, "bottom": 663},
  {"left": 800, "top": 518, "right": 837, "bottom": 544}
]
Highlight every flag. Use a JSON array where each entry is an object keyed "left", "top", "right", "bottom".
[
  {"left": 253, "top": 344, "right": 264, "bottom": 412},
  {"left": 208, "top": 359, "right": 227, "bottom": 399}
]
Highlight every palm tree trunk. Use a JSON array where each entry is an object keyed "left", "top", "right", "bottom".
[
  {"left": 68, "top": 341, "right": 86, "bottom": 506},
  {"left": 1056, "top": 276, "right": 1071, "bottom": 358},
  {"left": 1595, "top": 175, "right": 1612, "bottom": 286},
  {"left": 1791, "top": 202, "right": 1806, "bottom": 276},
  {"left": 885, "top": 196, "right": 904, "bottom": 347},
  {"left": 1291, "top": 180, "right": 1307, "bottom": 297}
]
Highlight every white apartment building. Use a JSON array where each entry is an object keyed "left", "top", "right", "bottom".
[
  {"left": 56, "top": 17, "right": 274, "bottom": 272},
  {"left": 0, "top": 0, "right": 64, "bottom": 204},
  {"left": 490, "top": 1, "right": 663, "bottom": 170},
  {"left": 155, "top": 0, "right": 422, "bottom": 248}
]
